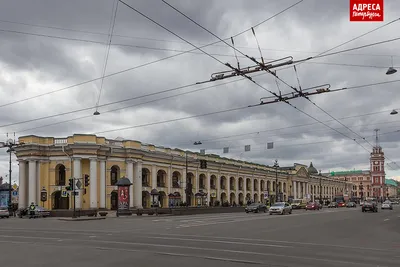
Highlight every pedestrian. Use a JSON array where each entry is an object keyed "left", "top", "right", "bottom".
[{"left": 28, "top": 202, "right": 36, "bottom": 219}]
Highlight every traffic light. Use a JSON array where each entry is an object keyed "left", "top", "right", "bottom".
[
  {"left": 200, "top": 160, "right": 207, "bottom": 169},
  {"left": 84, "top": 174, "right": 90, "bottom": 187},
  {"left": 66, "top": 178, "right": 74, "bottom": 191}
]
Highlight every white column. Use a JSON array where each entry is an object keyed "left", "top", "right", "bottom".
[
  {"left": 28, "top": 160, "right": 37, "bottom": 205},
  {"left": 126, "top": 159, "right": 134, "bottom": 208},
  {"left": 293, "top": 181, "right": 297, "bottom": 199},
  {"left": 73, "top": 157, "right": 82, "bottom": 209},
  {"left": 243, "top": 178, "right": 247, "bottom": 202},
  {"left": 217, "top": 175, "right": 221, "bottom": 202},
  {"left": 89, "top": 158, "right": 98, "bottom": 209},
  {"left": 36, "top": 161, "right": 41, "bottom": 205},
  {"left": 18, "top": 160, "right": 27, "bottom": 209},
  {"left": 99, "top": 160, "right": 106, "bottom": 209},
  {"left": 206, "top": 173, "right": 211, "bottom": 205},
  {"left": 182, "top": 169, "right": 187, "bottom": 203},
  {"left": 235, "top": 177, "right": 239, "bottom": 204},
  {"left": 167, "top": 166, "right": 172, "bottom": 194},
  {"left": 133, "top": 161, "right": 142, "bottom": 208},
  {"left": 251, "top": 178, "right": 255, "bottom": 201},
  {"left": 306, "top": 183, "right": 309, "bottom": 198},
  {"left": 227, "top": 177, "right": 231, "bottom": 204},
  {"left": 151, "top": 165, "right": 157, "bottom": 188}
]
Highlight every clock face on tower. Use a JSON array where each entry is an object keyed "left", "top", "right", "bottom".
[{"left": 374, "top": 161, "right": 378, "bottom": 165}]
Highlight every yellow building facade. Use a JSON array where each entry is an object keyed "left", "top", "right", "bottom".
[{"left": 14, "top": 134, "right": 350, "bottom": 210}]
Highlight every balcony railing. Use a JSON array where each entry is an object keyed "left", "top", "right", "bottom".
[
  {"left": 142, "top": 182, "right": 150, "bottom": 187},
  {"left": 157, "top": 182, "right": 166, "bottom": 187},
  {"left": 210, "top": 184, "right": 216, "bottom": 189},
  {"left": 172, "top": 182, "right": 180, "bottom": 188}
]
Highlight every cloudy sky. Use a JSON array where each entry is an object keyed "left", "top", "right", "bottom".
[{"left": 0, "top": 0, "right": 400, "bottom": 184}]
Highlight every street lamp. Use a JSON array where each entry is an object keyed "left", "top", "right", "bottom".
[
  {"left": 273, "top": 160, "right": 279, "bottom": 202},
  {"left": 386, "top": 56, "right": 397, "bottom": 75},
  {"left": 0, "top": 138, "right": 24, "bottom": 212},
  {"left": 319, "top": 170, "right": 322, "bottom": 204}
]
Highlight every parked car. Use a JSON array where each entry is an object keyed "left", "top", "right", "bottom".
[
  {"left": 305, "top": 202, "right": 321, "bottom": 211},
  {"left": 381, "top": 201, "right": 393, "bottom": 210},
  {"left": 346, "top": 202, "right": 357, "bottom": 208},
  {"left": 35, "top": 206, "right": 51, "bottom": 217},
  {"left": 269, "top": 202, "right": 292, "bottom": 215},
  {"left": 362, "top": 201, "right": 378, "bottom": 212},
  {"left": 328, "top": 202, "right": 338, "bottom": 208},
  {"left": 245, "top": 203, "right": 267, "bottom": 213},
  {"left": 338, "top": 202, "right": 346, "bottom": 207},
  {"left": 0, "top": 207, "right": 10, "bottom": 218}
]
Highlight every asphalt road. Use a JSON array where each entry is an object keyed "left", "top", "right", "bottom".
[{"left": 0, "top": 206, "right": 399, "bottom": 267}]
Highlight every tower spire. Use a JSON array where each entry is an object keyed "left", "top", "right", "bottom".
[{"left": 374, "top": 128, "right": 380, "bottom": 148}]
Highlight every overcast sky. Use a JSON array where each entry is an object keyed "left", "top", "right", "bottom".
[{"left": 0, "top": 0, "right": 400, "bottom": 184}]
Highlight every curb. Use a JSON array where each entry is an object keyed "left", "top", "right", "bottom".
[{"left": 58, "top": 217, "right": 106, "bottom": 221}]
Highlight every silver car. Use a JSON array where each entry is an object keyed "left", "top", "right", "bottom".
[
  {"left": 0, "top": 207, "right": 10, "bottom": 218},
  {"left": 381, "top": 201, "right": 393, "bottom": 210},
  {"left": 269, "top": 202, "right": 292, "bottom": 215}
]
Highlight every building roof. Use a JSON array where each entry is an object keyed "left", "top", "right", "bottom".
[
  {"left": 308, "top": 162, "right": 318, "bottom": 174},
  {"left": 326, "top": 169, "right": 370, "bottom": 176},
  {"left": 385, "top": 178, "right": 398, "bottom": 187}
]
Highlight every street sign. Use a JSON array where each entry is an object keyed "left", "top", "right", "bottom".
[
  {"left": 12, "top": 191, "right": 18, "bottom": 196},
  {"left": 61, "top": 190, "right": 68, "bottom": 198},
  {"left": 75, "top": 180, "right": 82, "bottom": 190}
]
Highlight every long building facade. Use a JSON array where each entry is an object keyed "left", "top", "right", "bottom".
[{"left": 14, "top": 134, "right": 350, "bottom": 210}]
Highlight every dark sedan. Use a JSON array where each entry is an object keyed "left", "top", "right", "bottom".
[
  {"left": 328, "top": 202, "right": 338, "bottom": 208},
  {"left": 305, "top": 202, "right": 321, "bottom": 211},
  {"left": 346, "top": 202, "right": 357, "bottom": 208},
  {"left": 245, "top": 203, "right": 267, "bottom": 213},
  {"left": 362, "top": 201, "right": 378, "bottom": 212}
]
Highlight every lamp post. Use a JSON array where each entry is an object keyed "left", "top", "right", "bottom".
[
  {"left": 319, "top": 170, "right": 322, "bottom": 205},
  {"left": 0, "top": 138, "right": 24, "bottom": 212},
  {"left": 273, "top": 160, "right": 279, "bottom": 202}
]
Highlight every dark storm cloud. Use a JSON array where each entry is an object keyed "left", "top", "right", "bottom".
[{"left": 1, "top": 0, "right": 400, "bottom": 179}]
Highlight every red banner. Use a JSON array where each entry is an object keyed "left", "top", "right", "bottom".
[{"left": 350, "top": 0, "right": 384, "bottom": 21}]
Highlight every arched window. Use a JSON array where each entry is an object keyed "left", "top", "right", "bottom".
[
  {"left": 110, "top": 166, "right": 120, "bottom": 185},
  {"left": 55, "top": 164, "right": 66, "bottom": 186}
]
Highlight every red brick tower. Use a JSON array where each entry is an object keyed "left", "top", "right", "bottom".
[{"left": 370, "top": 129, "right": 386, "bottom": 200}]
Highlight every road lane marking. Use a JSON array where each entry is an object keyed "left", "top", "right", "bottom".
[
  {"left": 0, "top": 235, "right": 370, "bottom": 266},
  {"left": 384, "top": 219, "right": 390, "bottom": 221},
  {"left": 152, "top": 233, "right": 392, "bottom": 252},
  {"left": 146, "top": 236, "right": 291, "bottom": 248}
]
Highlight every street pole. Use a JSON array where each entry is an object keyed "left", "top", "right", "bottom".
[
  {"left": 72, "top": 177, "right": 76, "bottom": 218},
  {"left": 185, "top": 152, "right": 189, "bottom": 207},
  {"left": 274, "top": 160, "right": 279, "bottom": 202},
  {"left": 8, "top": 148, "right": 12, "bottom": 211}
]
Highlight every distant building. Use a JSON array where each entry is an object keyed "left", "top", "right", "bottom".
[
  {"left": 327, "top": 170, "right": 371, "bottom": 200},
  {"left": 385, "top": 179, "right": 399, "bottom": 198}
]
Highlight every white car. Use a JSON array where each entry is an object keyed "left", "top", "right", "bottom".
[
  {"left": 381, "top": 201, "right": 393, "bottom": 210},
  {"left": 269, "top": 202, "right": 292, "bottom": 215}
]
